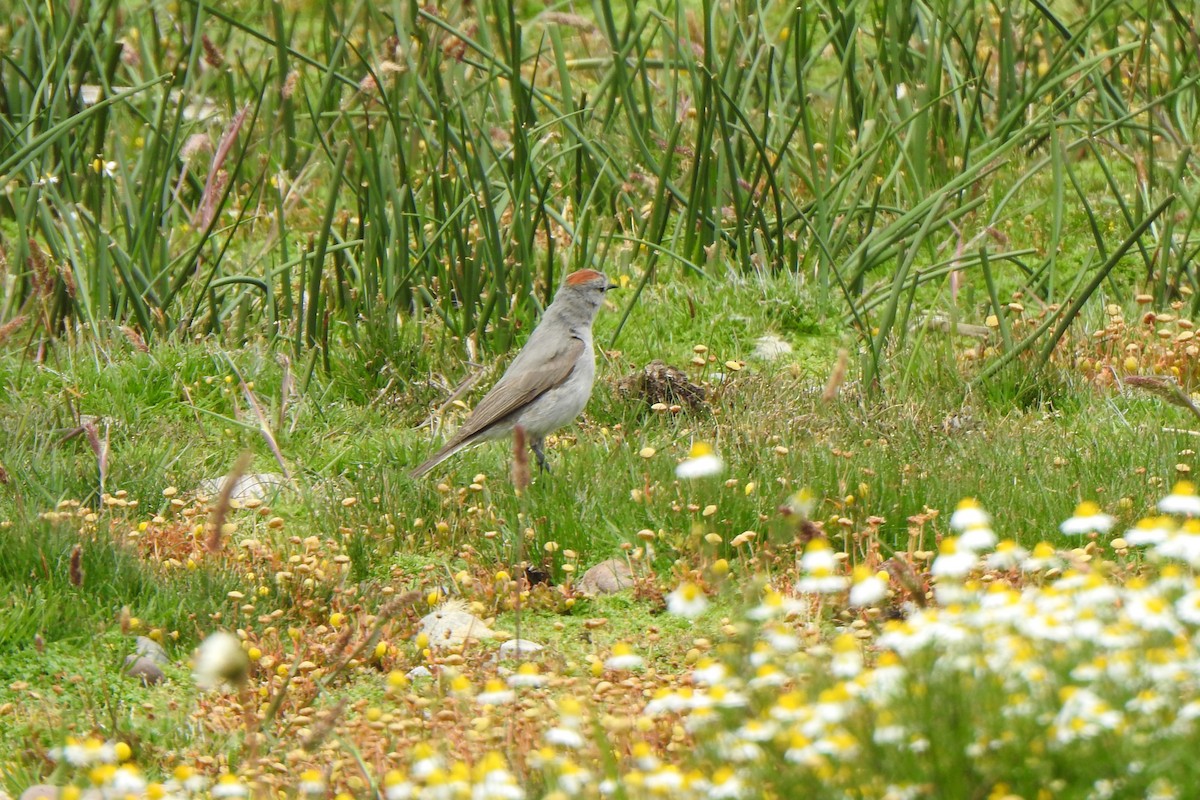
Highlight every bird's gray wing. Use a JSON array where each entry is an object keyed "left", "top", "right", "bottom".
[{"left": 446, "top": 336, "right": 585, "bottom": 446}]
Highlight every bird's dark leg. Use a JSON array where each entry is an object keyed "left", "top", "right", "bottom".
[{"left": 532, "top": 437, "right": 550, "bottom": 473}]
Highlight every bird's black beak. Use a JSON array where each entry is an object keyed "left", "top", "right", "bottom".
[{"left": 604, "top": 280, "right": 618, "bottom": 292}]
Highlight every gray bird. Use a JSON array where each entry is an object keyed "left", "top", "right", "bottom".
[{"left": 410, "top": 269, "right": 615, "bottom": 478}]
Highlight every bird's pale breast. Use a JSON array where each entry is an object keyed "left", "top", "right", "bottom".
[{"left": 514, "top": 350, "right": 596, "bottom": 436}]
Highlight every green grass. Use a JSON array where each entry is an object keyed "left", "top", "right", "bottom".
[
  {"left": 1, "top": 273, "right": 1184, "bottom": 573},
  {"left": 2, "top": 0, "right": 1196, "bottom": 368},
  {"left": 3, "top": 291, "right": 1196, "bottom": 787},
  {"left": 0, "top": 273, "right": 1191, "bottom": 643}
]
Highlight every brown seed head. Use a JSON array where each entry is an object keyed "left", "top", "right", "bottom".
[
  {"left": 202, "top": 35, "right": 224, "bottom": 68},
  {"left": 0, "top": 316, "right": 28, "bottom": 347},
  {"left": 69, "top": 544, "right": 83, "bottom": 587},
  {"left": 512, "top": 425, "right": 530, "bottom": 492}
]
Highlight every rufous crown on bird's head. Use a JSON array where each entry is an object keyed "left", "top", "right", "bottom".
[{"left": 565, "top": 269, "right": 615, "bottom": 289}]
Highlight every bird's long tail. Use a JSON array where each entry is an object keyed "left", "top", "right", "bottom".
[{"left": 408, "top": 440, "right": 462, "bottom": 479}]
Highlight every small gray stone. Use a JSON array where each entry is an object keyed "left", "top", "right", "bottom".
[
  {"left": 498, "top": 639, "right": 544, "bottom": 658},
  {"left": 406, "top": 666, "right": 433, "bottom": 680},
  {"left": 126, "top": 656, "right": 165, "bottom": 686},
  {"left": 577, "top": 558, "right": 634, "bottom": 596},
  {"left": 919, "top": 312, "right": 990, "bottom": 339},
  {"left": 196, "top": 473, "right": 290, "bottom": 502},
  {"left": 79, "top": 85, "right": 223, "bottom": 124},
  {"left": 418, "top": 599, "right": 498, "bottom": 647},
  {"left": 19, "top": 786, "right": 58, "bottom": 800},
  {"left": 134, "top": 636, "right": 169, "bottom": 666},
  {"left": 752, "top": 334, "right": 793, "bottom": 361}
]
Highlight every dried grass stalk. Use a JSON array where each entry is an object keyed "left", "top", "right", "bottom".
[{"left": 207, "top": 451, "right": 253, "bottom": 552}]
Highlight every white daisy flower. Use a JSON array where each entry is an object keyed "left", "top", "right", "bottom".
[
  {"left": 1160, "top": 481, "right": 1200, "bottom": 516},
  {"left": 958, "top": 524, "right": 998, "bottom": 552},
  {"left": 604, "top": 642, "right": 644, "bottom": 671},
  {"left": 506, "top": 664, "right": 549, "bottom": 688},
  {"left": 848, "top": 566, "right": 889, "bottom": 607},
  {"left": 665, "top": 581, "right": 709, "bottom": 619},
  {"left": 949, "top": 498, "right": 990, "bottom": 531},
  {"left": 1059, "top": 501, "right": 1115, "bottom": 535},
  {"left": 193, "top": 631, "right": 249, "bottom": 691},
  {"left": 930, "top": 538, "right": 976, "bottom": 578},
  {"left": 1125, "top": 516, "right": 1174, "bottom": 546},
  {"left": 475, "top": 679, "right": 516, "bottom": 706},
  {"left": 795, "top": 540, "right": 848, "bottom": 594},
  {"left": 676, "top": 442, "right": 724, "bottom": 479},
  {"left": 298, "top": 769, "right": 325, "bottom": 796}
]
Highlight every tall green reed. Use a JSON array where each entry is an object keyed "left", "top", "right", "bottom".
[{"left": 0, "top": 0, "right": 1193, "bottom": 387}]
